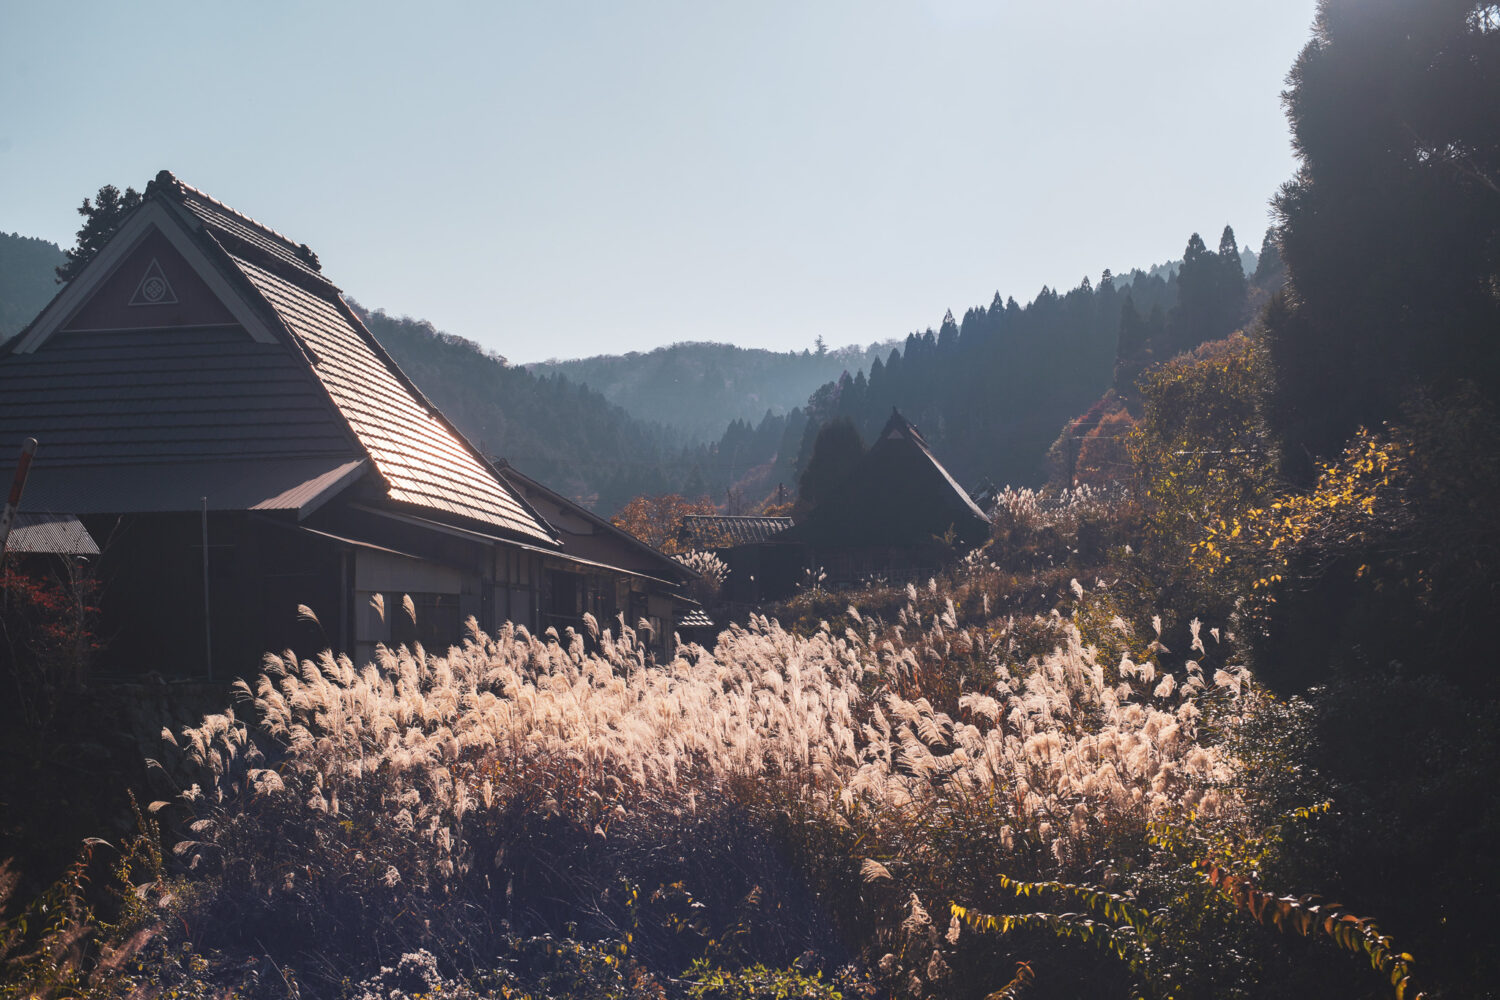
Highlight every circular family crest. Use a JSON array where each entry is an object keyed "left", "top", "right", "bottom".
[{"left": 129, "top": 259, "right": 179, "bottom": 307}]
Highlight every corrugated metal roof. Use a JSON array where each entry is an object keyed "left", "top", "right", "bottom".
[
  {"left": 233, "top": 255, "right": 554, "bottom": 543},
  {"left": 5, "top": 513, "right": 99, "bottom": 555},
  {"left": 680, "top": 515, "right": 795, "bottom": 547}
]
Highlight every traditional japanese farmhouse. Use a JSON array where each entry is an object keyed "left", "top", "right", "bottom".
[
  {"left": 772, "top": 410, "right": 989, "bottom": 593},
  {"left": 0, "top": 171, "right": 695, "bottom": 676},
  {"left": 677, "top": 514, "right": 798, "bottom": 605},
  {"left": 669, "top": 411, "right": 990, "bottom": 602},
  {"left": 495, "top": 462, "right": 699, "bottom": 647}
]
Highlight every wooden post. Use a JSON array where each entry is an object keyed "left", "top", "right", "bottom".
[
  {"left": 0, "top": 437, "right": 38, "bottom": 558},
  {"left": 201, "top": 496, "right": 213, "bottom": 680}
]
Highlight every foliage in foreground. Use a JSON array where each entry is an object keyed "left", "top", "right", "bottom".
[{"left": 11, "top": 564, "right": 1410, "bottom": 1000}]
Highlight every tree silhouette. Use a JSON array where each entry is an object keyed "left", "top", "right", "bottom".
[
  {"left": 796, "top": 418, "right": 865, "bottom": 514},
  {"left": 1264, "top": 0, "right": 1500, "bottom": 470},
  {"left": 56, "top": 184, "right": 141, "bottom": 283}
]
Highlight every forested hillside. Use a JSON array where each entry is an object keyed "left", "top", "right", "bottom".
[
  {"left": 0, "top": 232, "right": 64, "bottom": 341},
  {"left": 529, "top": 340, "right": 893, "bottom": 443},
  {"left": 358, "top": 305, "right": 818, "bottom": 512},
  {"left": 353, "top": 305, "right": 682, "bottom": 512},
  {"left": 774, "top": 233, "right": 1284, "bottom": 496}
]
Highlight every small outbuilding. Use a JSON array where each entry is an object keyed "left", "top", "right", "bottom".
[
  {"left": 678, "top": 514, "right": 800, "bottom": 605},
  {"left": 776, "top": 410, "right": 990, "bottom": 591}
]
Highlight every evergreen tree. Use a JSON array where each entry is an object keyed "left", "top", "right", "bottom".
[
  {"left": 1253, "top": 228, "right": 1284, "bottom": 285},
  {"left": 1264, "top": 0, "right": 1500, "bottom": 468},
  {"left": 937, "top": 310, "right": 959, "bottom": 354},
  {"left": 1169, "top": 229, "right": 1246, "bottom": 354},
  {"left": 1117, "top": 295, "right": 1146, "bottom": 356},
  {"left": 57, "top": 184, "right": 142, "bottom": 282},
  {"left": 795, "top": 418, "right": 865, "bottom": 513},
  {"left": 1217, "top": 225, "right": 1248, "bottom": 313}
]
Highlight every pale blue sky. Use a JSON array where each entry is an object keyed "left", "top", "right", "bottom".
[{"left": 0, "top": 1, "right": 1315, "bottom": 361}]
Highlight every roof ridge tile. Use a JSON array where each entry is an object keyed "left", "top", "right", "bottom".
[{"left": 153, "top": 170, "right": 308, "bottom": 258}]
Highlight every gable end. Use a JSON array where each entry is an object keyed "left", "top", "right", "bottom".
[{"left": 11, "top": 201, "right": 282, "bottom": 353}]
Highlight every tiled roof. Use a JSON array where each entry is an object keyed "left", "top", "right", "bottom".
[
  {"left": 171, "top": 180, "right": 331, "bottom": 285},
  {"left": 0, "top": 327, "right": 355, "bottom": 466},
  {"left": 232, "top": 254, "right": 552, "bottom": 542},
  {"left": 679, "top": 515, "right": 794, "bottom": 547}
]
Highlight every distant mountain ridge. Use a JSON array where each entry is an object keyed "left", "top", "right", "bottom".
[
  {"left": 521, "top": 251, "right": 1257, "bottom": 448},
  {"left": 1, "top": 223, "right": 1264, "bottom": 514},
  {"left": 528, "top": 340, "right": 895, "bottom": 444},
  {"left": 0, "top": 232, "right": 66, "bottom": 341},
  {"left": 351, "top": 304, "right": 682, "bottom": 513}
]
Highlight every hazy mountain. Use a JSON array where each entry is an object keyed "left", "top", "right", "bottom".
[
  {"left": 352, "top": 304, "right": 684, "bottom": 512},
  {"left": 528, "top": 340, "right": 895, "bottom": 444},
  {"left": 0, "top": 232, "right": 65, "bottom": 341}
]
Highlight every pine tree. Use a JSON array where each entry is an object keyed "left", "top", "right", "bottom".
[
  {"left": 1253, "top": 229, "right": 1284, "bottom": 285},
  {"left": 1168, "top": 233, "right": 1215, "bottom": 354},
  {"left": 56, "top": 184, "right": 142, "bottom": 282},
  {"left": 937, "top": 310, "right": 959, "bottom": 354},
  {"left": 1218, "top": 225, "right": 1248, "bottom": 313},
  {"left": 796, "top": 418, "right": 865, "bottom": 513}
]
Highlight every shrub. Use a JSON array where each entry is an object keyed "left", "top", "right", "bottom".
[
  {"left": 136, "top": 581, "right": 1329, "bottom": 998},
  {"left": 675, "top": 550, "right": 730, "bottom": 606}
]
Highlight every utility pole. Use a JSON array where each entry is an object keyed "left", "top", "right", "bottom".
[{"left": 201, "top": 497, "right": 213, "bottom": 680}]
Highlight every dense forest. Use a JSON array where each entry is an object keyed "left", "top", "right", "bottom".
[
  {"left": 530, "top": 340, "right": 895, "bottom": 444},
  {"left": 787, "top": 232, "right": 1283, "bottom": 492},
  {"left": 352, "top": 304, "right": 683, "bottom": 512},
  {"left": 0, "top": 232, "right": 64, "bottom": 342}
]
